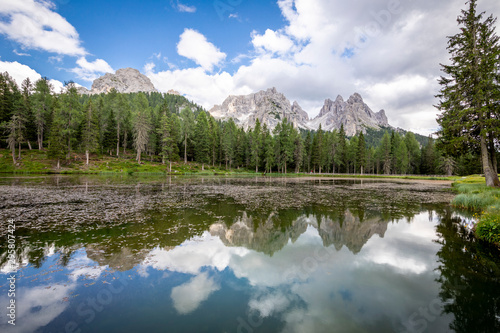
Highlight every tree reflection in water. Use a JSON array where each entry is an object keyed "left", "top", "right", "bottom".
[{"left": 435, "top": 207, "right": 500, "bottom": 333}]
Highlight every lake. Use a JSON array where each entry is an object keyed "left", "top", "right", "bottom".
[{"left": 0, "top": 175, "right": 499, "bottom": 333}]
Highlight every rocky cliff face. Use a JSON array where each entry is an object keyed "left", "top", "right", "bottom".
[
  {"left": 209, "top": 88, "right": 390, "bottom": 135},
  {"left": 308, "top": 93, "right": 388, "bottom": 136},
  {"left": 209, "top": 87, "right": 310, "bottom": 131},
  {"left": 78, "top": 68, "right": 158, "bottom": 95}
]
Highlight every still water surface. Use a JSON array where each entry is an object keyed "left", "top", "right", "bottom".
[{"left": 0, "top": 176, "right": 499, "bottom": 333}]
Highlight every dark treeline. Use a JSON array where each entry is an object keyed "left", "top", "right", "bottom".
[{"left": 0, "top": 72, "right": 484, "bottom": 175}]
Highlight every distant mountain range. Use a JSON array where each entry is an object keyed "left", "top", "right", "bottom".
[
  {"left": 209, "top": 88, "right": 390, "bottom": 136},
  {"left": 82, "top": 68, "right": 392, "bottom": 136}
]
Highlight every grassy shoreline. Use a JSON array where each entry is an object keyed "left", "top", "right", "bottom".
[
  {"left": 451, "top": 176, "right": 500, "bottom": 246},
  {"left": 0, "top": 149, "right": 454, "bottom": 180}
]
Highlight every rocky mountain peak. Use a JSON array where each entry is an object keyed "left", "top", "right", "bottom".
[
  {"left": 91, "top": 67, "right": 157, "bottom": 94},
  {"left": 209, "top": 88, "right": 310, "bottom": 131},
  {"left": 309, "top": 93, "right": 389, "bottom": 136},
  {"left": 347, "top": 92, "right": 363, "bottom": 104},
  {"left": 76, "top": 67, "right": 159, "bottom": 95}
]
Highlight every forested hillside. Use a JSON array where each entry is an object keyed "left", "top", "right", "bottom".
[{"left": 0, "top": 72, "right": 484, "bottom": 175}]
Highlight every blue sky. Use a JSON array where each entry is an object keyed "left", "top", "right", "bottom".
[{"left": 1, "top": 0, "right": 500, "bottom": 134}]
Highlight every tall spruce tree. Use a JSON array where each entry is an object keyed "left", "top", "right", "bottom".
[
  {"left": 81, "top": 99, "right": 99, "bottom": 165},
  {"left": 59, "top": 83, "right": 82, "bottom": 159},
  {"left": 250, "top": 118, "right": 262, "bottom": 172},
  {"left": 180, "top": 107, "right": 195, "bottom": 163},
  {"left": 436, "top": 0, "right": 500, "bottom": 187},
  {"left": 194, "top": 111, "right": 210, "bottom": 170},
  {"left": 357, "top": 132, "right": 366, "bottom": 174},
  {"left": 47, "top": 99, "right": 67, "bottom": 169},
  {"left": 32, "top": 78, "right": 53, "bottom": 150},
  {"left": 159, "top": 112, "right": 176, "bottom": 171},
  {"left": 103, "top": 109, "right": 117, "bottom": 155}
]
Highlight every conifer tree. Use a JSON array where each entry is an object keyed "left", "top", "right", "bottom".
[
  {"left": 21, "top": 78, "right": 35, "bottom": 150},
  {"left": 5, "top": 114, "right": 25, "bottom": 164},
  {"left": 250, "top": 118, "right": 262, "bottom": 172},
  {"left": 222, "top": 118, "right": 237, "bottom": 169},
  {"left": 303, "top": 131, "right": 311, "bottom": 172},
  {"left": 338, "top": 125, "right": 347, "bottom": 173},
  {"left": 293, "top": 129, "right": 304, "bottom": 173},
  {"left": 194, "top": 111, "right": 210, "bottom": 170},
  {"left": 436, "top": 0, "right": 500, "bottom": 186},
  {"left": 380, "top": 131, "right": 392, "bottom": 175},
  {"left": 47, "top": 100, "right": 67, "bottom": 169},
  {"left": 180, "top": 107, "right": 195, "bottom": 163},
  {"left": 32, "top": 78, "right": 53, "bottom": 150},
  {"left": 103, "top": 109, "right": 117, "bottom": 155},
  {"left": 59, "top": 83, "right": 82, "bottom": 159},
  {"left": 209, "top": 116, "right": 220, "bottom": 166},
  {"left": 159, "top": 112, "right": 176, "bottom": 171},
  {"left": 357, "top": 132, "right": 366, "bottom": 174},
  {"left": 133, "top": 109, "right": 151, "bottom": 163},
  {"left": 81, "top": 99, "right": 99, "bottom": 165},
  {"left": 264, "top": 127, "right": 275, "bottom": 173}
]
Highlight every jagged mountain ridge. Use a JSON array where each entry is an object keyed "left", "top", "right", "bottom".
[
  {"left": 209, "top": 88, "right": 391, "bottom": 136},
  {"left": 309, "top": 93, "right": 389, "bottom": 136},
  {"left": 209, "top": 87, "right": 310, "bottom": 131}
]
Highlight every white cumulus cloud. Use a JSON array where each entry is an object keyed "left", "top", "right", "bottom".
[
  {"left": 252, "top": 29, "right": 295, "bottom": 55},
  {"left": 71, "top": 57, "right": 114, "bottom": 82},
  {"left": 0, "top": 0, "right": 86, "bottom": 56},
  {"left": 177, "top": 29, "right": 226, "bottom": 72}
]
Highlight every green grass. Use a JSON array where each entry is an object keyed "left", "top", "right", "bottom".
[
  {"left": 0, "top": 149, "right": 461, "bottom": 180},
  {"left": 476, "top": 208, "right": 500, "bottom": 244},
  {"left": 451, "top": 176, "right": 500, "bottom": 246}
]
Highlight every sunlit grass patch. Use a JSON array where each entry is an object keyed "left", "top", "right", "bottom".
[{"left": 452, "top": 193, "right": 497, "bottom": 210}]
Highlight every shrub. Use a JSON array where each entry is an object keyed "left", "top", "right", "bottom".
[{"left": 476, "top": 212, "right": 500, "bottom": 245}]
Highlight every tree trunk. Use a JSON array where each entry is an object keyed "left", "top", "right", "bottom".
[
  {"left": 202, "top": 163, "right": 204, "bottom": 171},
  {"left": 489, "top": 135, "right": 498, "bottom": 174},
  {"left": 67, "top": 134, "right": 71, "bottom": 160},
  {"left": 360, "top": 166, "right": 364, "bottom": 175},
  {"left": 256, "top": 165, "right": 258, "bottom": 173},
  {"left": 169, "top": 161, "right": 172, "bottom": 173},
  {"left": 27, "top": 141, "right": 32, "bottom": 150},
  {"left": 86, "top": 150, "right": 89, "bottom": 165},
  {"left": 57, "top": 159, "right": 60, "bottom": 169},
  {"left": 184, "top": 134, "right": 187, "bottom": 164},
  {"left": 136, "top": 149, "right": 141, "bottom": 163},
  {"left": 11, "top": 146, "right": 16, "bottom": 165},
  {"left": 18, "top": 142, "right": 21, "bottom": 160},
  {"left": 116, "top": 124, "right": 120, "bottom": 157},
  {"left": 481, "top": 136, "right": 500, "bottom": 187}
]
